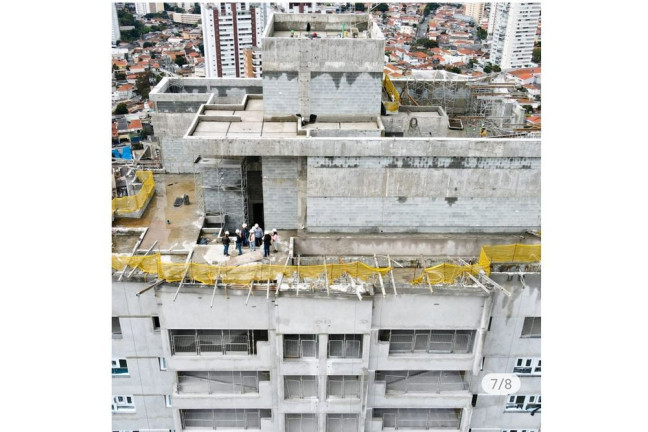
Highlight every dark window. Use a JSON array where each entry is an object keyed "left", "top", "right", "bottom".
[
  {"left": 112, "top": 317, "right": 122, "bottom": 338},
  {"left": 152, "top": 316, "right": 161, "bottom": 331}
]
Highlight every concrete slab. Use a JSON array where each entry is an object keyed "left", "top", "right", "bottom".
[
  {"left": 113, "top": 174, "right": 202, "bottom": 252},
  {"left": 194, "top": 121, "right": 231, "bottom": 132},
  {"left": 245, "top": 99, "right": 264, "bottom": 111},
  {"left": 204, "top": 109, "right": 235, "bottom": 115},
  {"left": 193, "top": 131, "right": 227, "bottom": 137},
  {"left": 228, "top": 121, "right": 263, "bottom": 133},
  {"left": 305, "top": 122, "right": 340, "bottom": 130},
  {"left": 261, "top": 132, "right": 298, "bottom": 138},
  {"left": 234, "top": 110, "right": 264, "bottom": 122},
  {"left": 226, "top": 132, "right": 264, "bottom": 138},
  {"left": 339, "top": 122, "right": 379, "bottom": 130},
  {"left": 262, "top": 122, "right": 297, "bottom": 133}
]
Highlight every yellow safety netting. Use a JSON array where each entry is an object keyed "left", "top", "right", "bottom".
[
  {"left": 412, "top": 243, "right": 541, "bottom": 285},
  {"left": 112, "top": 253, "right": 392, "bottom": 286},
  {"left": 112, "top": 171, "right": 155, "bottom": 215}
]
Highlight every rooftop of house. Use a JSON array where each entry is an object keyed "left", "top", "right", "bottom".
[{"left": 264, "top": 13, "right": 382, "bottom": 39}]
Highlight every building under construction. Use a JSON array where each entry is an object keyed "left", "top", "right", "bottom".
[{"left": 112, "top": 12, "right": 541, "bottom": 432}]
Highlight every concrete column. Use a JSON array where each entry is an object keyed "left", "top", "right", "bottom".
[
  {"left": 318, "top": 334, "right": 328, "bottom": 432},
  {"left": 460, "top": 406, "right": 473, "bottom": 432},
  {"left": 298, "top": 40, "right": 311, "bottom": 117},
  {"left": 472, "top": 294, "right": 494, "bottom": 375},
  {"left": 297, "top": 156, "right": 308, "bottom": 230}
]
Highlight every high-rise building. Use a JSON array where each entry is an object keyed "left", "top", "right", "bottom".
[
  {"left": 113, "top": 12, "right": 541, "bottom": 432},
  {"left": 489, "top": 2, "right": 541, "bottom": 69},
  {"left": 282, "top": 2, "right": 318, "bottom": 13},
  {"left": 487, "top": 2, "right": 497, "bottom": 35},
  {"left": 134, "top": 2, "right": 165, "bottom": 16},
  {"left": 201, "top": 2, "right": 268, "bottom": 78},
  {"left": 464, "top": 2, "right": 485, "bottom": 24},
  {"left": 112, "top": 2, "right": 121, "bottom": 44},
  {"left": 243, "top": 47, "right": 263, "bottom": 77}
]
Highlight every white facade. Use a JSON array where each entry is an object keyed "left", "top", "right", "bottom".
[
  {"left": 201, "top": 2, "right": 266, "bottom": 78},
  {"left": 489, "top": 2, "right": 541, "bottom": 69},
  {"left": 487, "top": 2, "right": 497, "bottom": 35},
  {"left": 172, "top": 12, "right": 202, "bottom": 25},
  {"left": 281, "top": 2, "right": 318, "bottom": 13},
  {"left": 135, "top": 2, "right": 164, "bottom": 15},
  {"left": 112, "top": 2, "right": 121, "bottom": 44},
  {"left": 464, "top": 2, "right": 485, "bottom": 24}
]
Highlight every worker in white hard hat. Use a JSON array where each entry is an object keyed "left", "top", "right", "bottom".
[
  {"left": 222, "top": 231, "right": 231, "bottom": 256},
  {"left": 271, "top": 229, "right": 279, "bottom": 253},
  {"left": 235, "top": 229, "right": 244, "bottom": 255},
  {"left": 253, "top": 224, "right": 263, "bottom": 247},
  {"left": 241, "top": 223, "right": 250, "bottom": 247},
  {"left": 263, "top": 230, "right": 272, "bottom": 257}
]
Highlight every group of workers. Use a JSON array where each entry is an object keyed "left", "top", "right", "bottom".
[{"left": 221, "top": 223, "right": 279, "bottom": 258}]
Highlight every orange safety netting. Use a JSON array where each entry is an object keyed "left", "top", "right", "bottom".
[
  {"left": 112, "top": 253, "right": 392, "bottom": 286},
  {"left": 112, "top": 171, "right": 155, "bottom": 215},
  {"left": 412, "top": 243, "right": 541, "bottom": 285}
]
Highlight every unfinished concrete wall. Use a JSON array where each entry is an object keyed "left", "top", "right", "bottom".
[
  {"left": 262, "top": 72, "right": 299, "bottom": 116},
  {"left": 306, "top": 156, "right": 540, "bottom": 233},
  {"left": 199, "top": 159, "right": 247, "bottom": 231},
  {"left": 262, "top": 157, "right": 299, "bottom": 230},
  {"left": 470, "top": 274, "right": 541, "bottom": 431},
  {"left": 309, "top": 72, "right": 382, "bottom": 118}
]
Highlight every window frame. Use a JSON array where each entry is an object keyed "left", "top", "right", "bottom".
[
  {"left": 505, "top": 394, "right": 542, "bottom": 412},
  {"left": 520, "top": 317, "right": 541, "bottom": 338},
  {"left": 112, "top": 395, "right": 136, "bottom": 413},
  {"left": 111, "top": 358, "right": 129, "bottom": 376},
  {"left": 513, "top": 357, "right": 541, "bottom": 376}
]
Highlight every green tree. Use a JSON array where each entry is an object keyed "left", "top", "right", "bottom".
[
  {"left": 376, "top": 3, "right": 389, "bottom": 13},
  {"left": 174, "top": 56, "right": 187, "bottom": 67},
  {"left": 477, "top": 27, "right": 487, "bottom": 40},
  {"left": 523, "top": 105, "right": 534, "bottom": 114},
  {"left": 135, "top": 72, "right": 152, "bottom": 99},
  {"left": 117, "top": 9, "right": 136, "bottom": 26},
  {"left": 532, "top": 47, "right": 541, "bottom": 63},
  {"left": 198, "top": 43, "right": 204, "bottom": 56},
  {"left": 415, "top": 38, "right": 438, "bottom": 49},
  {"left": 483, "top": 65, "right": 492, "bottom": 73},
  {"left": 354, "top": 3, "right": 366, "bottom": 12},
  {"left": 193, "top": 2, "right": 201, "bottom": 14},
  {"left": 143, "top": 41, "right": 154, "bottom": 48},
  {"left": 492, "top": 65, "right": 501, "bottom": 72},
  {"left": 114, "top": 103, "right": 129, "bottom": 115},
  {"left": 451, "top": 67, "right": 461, "bottom": 74},
  {"left": 424, "top": 3, "right": 441, "bottom": 15},
  {"left": 114, "top": 71, "right": 126, "bottom": 81}
]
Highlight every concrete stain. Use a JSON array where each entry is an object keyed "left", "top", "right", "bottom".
[{"left": 445, "top": 197, "right": 458, "bottom": 206}]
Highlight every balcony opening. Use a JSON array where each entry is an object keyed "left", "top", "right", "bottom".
[
  {"left": 283, "top": 334, "right": 318, "bottom": 359},
  {"left": 178, "top": 371, "right": 269, "bottom": 394},
  {"left": 381, "top": 329, "right": 476, "bottom": 354},
  {"left": 111, "top": 358, "right": 129, "bottom": 376},
  {"left": 328, "top": 334, "right": 362, "bottom": 359},
  {"left": 286, "top": 414, "right": 317, "bottom": 432},
  {"left": 327, "top": 414, "right": 358, "bottom": 432},
  {"left": 375, "top": 370, "right": 471, "bottom": 394},
  {"left": 327, "top": 376, "right": 360, "bottom": 399},
  {"left": 112, "top": 317, "right": 122, "bottom": 339},
  {"left": 169, "top": 329, "right": 268, "bottom": 356},
  {"left": 181, "top": 409, "right": 271, "bottom": 430},
  {"left": 152, "top": 316, "right": 161, "bottom": 331},
  {"left": 521, "top": 317, "right": 541, "bottom": 338},
  {"left": 284, "top": 375, "right": 318, "bottom": 399},
  {"left": 373, "top": 408, "right": 462, "bottom": 430}
]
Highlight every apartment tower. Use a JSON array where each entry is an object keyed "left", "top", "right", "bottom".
[{"left": 489, "top": 2, "right": 541, "bottom": 69}]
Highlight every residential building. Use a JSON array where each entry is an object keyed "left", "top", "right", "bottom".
[
  {"left": 201, "top": 2, "right": 267, "bottom": 78},
  {"left": 489, "top": 2, "right": 541, "bottom": 69},
  {"left": 464, "top": 2, "right": 485, "bottom": 24},
  {"left": 135, "top": 2, "right": 165, "bottom": 15},
  {"left": 112, "top": 2, "right": 121, "bottom": 44},
  {"left": 282, "top": 2, "right": 318, "bottom": 13},
  {"left": 113, "top": 12, "right": 541, "bottom": 432},
  {"left": 172, "top": 12, "right": 202, "bottom": 25},
  {"left": 243, "top": 47, "right": 262, "bottom": 77}
]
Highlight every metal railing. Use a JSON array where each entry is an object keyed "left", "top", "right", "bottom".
[
  {"left": 283, "top": 335, "right": 318, "bottom": 359},
  {"left": 286, "top": 414, "right": 318, "bottom": 432},
  {"left": 387, "top": 330, "right": 475, "bottom": 354},
  {"left": 170, "top": 330, "right": 267, "bottom": 356},
  {"left": 177, "top": 371, "right": 269, "bottom": 395},
  {"left": 376, "top": 371, "right": 471, "bottom": 394},
  {"left": 328, "top": 335, "right": 362, "bottom": 359},
  {"left": 326, "top": 414, "right": 358, "bottom": 432},
  {"left": 284, "top": 375, "right": 318, "bottom": 399},
  {"left": 327, "top": 376, "right": 361, "bottom": 399},
  {"left": 181, "top": 409, "right": 271, "bottom": 430},
  {"left": 374, "top": 408, "right": 462, "bottom": 430}
]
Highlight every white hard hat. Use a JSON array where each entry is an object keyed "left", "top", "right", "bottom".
[
  {"left": 254, "top": 223, "right": 259, "bottom": 227},
  {"left": 236, "top": 229, "right": 240, "bottom": 233},
  {"left": 264, "top": 230, "right": 269, "bottom": 234},
  {"left": 242, "top": 223, "right": 247, "bottom": 228},
  {"left": 225, "top": 231, "right": 229, "bottom": 235},
  {"left": 272, "top": 228, "right": 277, "bottom": 232}
]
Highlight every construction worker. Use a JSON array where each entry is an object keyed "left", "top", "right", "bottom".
[
  {"left": 253, "top": 224, "right": 263, "bottom": 247},
  {"left": 235, "top": 229, "right": 244, "bottom": 255},
  {"left": 263, "top": 230, "right": 272, "bottom": 257},
  {"left": 222, "top": 231, "right": 231, "bottom": 256},
  {"left": 241, "top": 223, "right": 250, "bottom": 247},
  {"left": 272, "top": 229, "right": 279, "bottom": 253},
  {"left": 249, "top": 229, "right": 256, "bottom": 252}
]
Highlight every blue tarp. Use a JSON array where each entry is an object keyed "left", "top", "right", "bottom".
[{"left": 112, "top": 146, "right": 132, "bottom": 159}]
